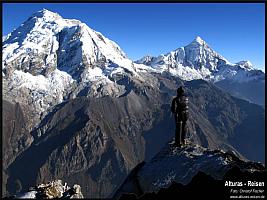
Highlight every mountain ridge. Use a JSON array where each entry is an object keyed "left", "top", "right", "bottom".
[{"left": 2, "top": 9, "right": 265, "bottom": 198}]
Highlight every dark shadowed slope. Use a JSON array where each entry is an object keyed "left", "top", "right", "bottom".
[{"left": 114, "top": 140, "right": 266, "bottom": 199}]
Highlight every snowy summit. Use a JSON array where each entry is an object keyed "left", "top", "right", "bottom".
[
  {"left": 2, "top": 9, "right": 265, "bottom": 128},
  {"left": 136, "top": 36, "right": 264, "bottom": 82},
  {"left": 192, "top": 36, "right": 206, "bottom": 45},
  {"left": 2, "top": 9, "right": 152, "bottom": 126}
]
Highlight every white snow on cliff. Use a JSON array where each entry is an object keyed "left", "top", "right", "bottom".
[{"left": 136, "top": 36, "right": 264, "bottom": 82}]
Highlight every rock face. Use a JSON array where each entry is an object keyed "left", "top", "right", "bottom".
[
  {"left": 5, "top": 179, "right": 83, "bottom": 199},
  {"left": 2, "top": 100, "right": 33, "bottom": 168},
  {"left": 2, "top": 9, "right": 265, "bottom": 199},
  {"left": 5, "top": 95, "right": 160, "bottom": 198},
  {"left": 113, "top": 140, "right": 266, "bottom": 199},
  {"left": 4, "top": 79, "right": 264, "bottom": 198},
  {"left": 2, "top": 100, "right": 34, "bottom": 196}
]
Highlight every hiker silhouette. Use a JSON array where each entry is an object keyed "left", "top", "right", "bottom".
[{"left": 171, "top": 86, "right": 189, "bottom": 147}]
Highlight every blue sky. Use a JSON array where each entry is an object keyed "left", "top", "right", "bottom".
[{"left": 2, "top": 3, "right": 265, "bottom": 71}]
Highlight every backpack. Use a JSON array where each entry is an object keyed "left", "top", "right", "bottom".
[{"left": 176, "top": 95, "right": 189, "bottom": 121}]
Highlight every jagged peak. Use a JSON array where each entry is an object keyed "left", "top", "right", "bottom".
[
  {"left": 141, "top": 55, "right": 154, "bottom": 60},
  {"left": 236, "top": 60, "right": 253, "bottom": 68},
  {"left": 195, "top": 36, "right": 205, "bottom": 43},
  {"left": 30, "top": 8, "right": 62, "bottom": 20},
  {"left": 189, "top": 36, "right": 207, "bottom": 46},
  {"left": 5, "top": 179, "right": 84, "bottom": 198}
]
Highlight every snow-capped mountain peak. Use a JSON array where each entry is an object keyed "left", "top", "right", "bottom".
[
  {"left": 2, "top": 9, "right": 152, "bottom": 128},
  {"left": 136, "top": 36, "right": 264, "bottom": 83},
  {"left": 191, "top": 36, "right": 206, "bottom": 46},
  {"left": 2, "top": 9, "right": 137, "bottom": 77},
  {"left": 2, "top": 9, "right": 264, "bottom": 130},
  {"left": 235, "top": 60, "right": 253, "bottom": 70},
  {"left": 30, "top": 8, "right": 62, "bottom": 21}
]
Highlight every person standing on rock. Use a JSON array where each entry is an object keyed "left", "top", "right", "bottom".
[{"left": 171, "top": 86, "right": 189, "bottom": 147}]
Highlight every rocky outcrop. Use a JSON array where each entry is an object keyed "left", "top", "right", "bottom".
[
  {"left": 114, "top": 141, "right": 266, "bottom": 199},
  {"left": 5, "top": 179, "right": 83, "bottom": 199}
]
